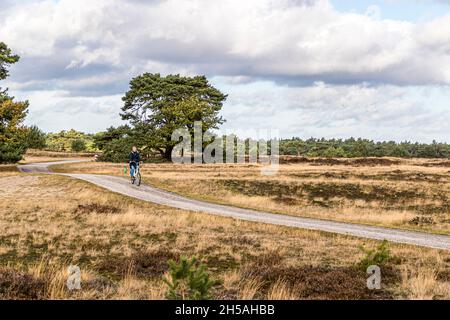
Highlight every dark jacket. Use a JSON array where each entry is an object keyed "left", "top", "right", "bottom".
[{"left": 129, "top": 151, "right": 140, "bottom": 164}]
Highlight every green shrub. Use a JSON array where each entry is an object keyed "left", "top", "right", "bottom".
[
  {"left": 163, "top": 256, "right": 217, "bottom": 300},
  {"left": 357, "top": 240, "right": 391, "bottom": 271},
  {"left": 25, "top": 125, "right": 46, "bottom": 149},
  {"left": 93, "top": 125, "right": 134, "bottom": 162},
  {"left": 0, "top": 140, "right": 27, "bottom": 163},
  {"left": 97, "top": 138, "right": 134, "bottom": 162},
  {"left": 71, "top": 139, "right": 86, "bottom": 152},
  {"left": 45, "top": 129, "right": 98, "bottom": 152}
]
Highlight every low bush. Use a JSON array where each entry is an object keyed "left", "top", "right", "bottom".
[{"left": 164, "top": 256, "right": 217, "bottom": 300}]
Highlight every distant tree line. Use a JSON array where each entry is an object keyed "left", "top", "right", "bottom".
[
  {"left": 13, "top": 128, "right": 99, "bottom": 153},
  {"left": 45, "top": 129, "right": 98, "bottom": 152},
  {"left": 93, "top": 133, "right": 450, "bottom": 163},
  {"left": 26, "top": 129, "right": 450, "bottom": 160},
  {"left": 279, "top": 137, "right": 450, "bottom": 158}
]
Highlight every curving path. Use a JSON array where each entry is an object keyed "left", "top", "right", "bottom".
[{"left": 18, "top": 161, "right": 450, "bottom": 251}]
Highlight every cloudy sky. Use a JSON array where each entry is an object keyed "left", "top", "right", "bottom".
[{"left": 1, "top": 0, "right": 450, "bottom": 142}]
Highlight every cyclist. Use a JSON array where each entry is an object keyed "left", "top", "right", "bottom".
[{"left": 129, "top": 145, "right": 141, "bottom": 182}]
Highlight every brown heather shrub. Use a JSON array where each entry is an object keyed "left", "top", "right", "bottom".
[{"left": 0, "top": 268, "right": 46, "bottom": 300}]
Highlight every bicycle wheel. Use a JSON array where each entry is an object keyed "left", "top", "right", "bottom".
[{"left": 137, "top": 172, "right": 142, "bottom": 186}]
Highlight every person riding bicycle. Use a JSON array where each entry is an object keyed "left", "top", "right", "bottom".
[{"left": 129, "top": 146, "right": 141, "bottom": 180}]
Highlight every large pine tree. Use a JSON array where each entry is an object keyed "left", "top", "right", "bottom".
[{"left": 121, "top": 73, "right": 227, "bottom": 160}]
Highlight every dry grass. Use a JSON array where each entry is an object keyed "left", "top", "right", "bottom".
[
  {"left": 0, "top": 165, "right": 19, "bottom": 177},
  {"left": 53, "top": 159, "right": 450, "bottom": 235},
  {"left": 266, "top": 278, "right": 298, "bottom": 300},
  {"left": 400, "top": 256, "right": 450, "bottom": 300},
  {"left": 24, "top": 149, "right": 97, "bottom": 159},
  {"left": 238, "top": 277, "right": 265, "bottom": 300},
  {"left": 0, "top": 166, "right": 449, "bottom": 300},
  {"left": 18, "top": 156, "right": 89, "bottom": 165}
]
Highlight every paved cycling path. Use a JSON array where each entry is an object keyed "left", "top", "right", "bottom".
[{"left": 18, "top": 161, "right": 450, "bottom": 251}]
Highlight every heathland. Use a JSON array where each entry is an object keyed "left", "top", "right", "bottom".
[{"left": 1, "top": 153, "right": 448, "bottom": 300}]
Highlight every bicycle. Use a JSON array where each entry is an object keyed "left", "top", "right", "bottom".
[{"left": 130, "top": 161, "right": 142, "bottom": 186}]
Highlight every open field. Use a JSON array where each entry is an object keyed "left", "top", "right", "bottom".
[
  {"left": 0, "top": 164, "right": 449, "bottom": 299},
  {"left": 52, "top": 158, "right": 450, "bottom": 235}
]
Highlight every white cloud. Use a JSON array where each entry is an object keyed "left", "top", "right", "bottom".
[
  {"left": 2, "top": 0, "right": 450, "bottom": 88},
  {"left": 14, "top": 90, "right": 124, "bottom": 133},
  {"left": 218, "top": 81, "right": 450, "bottom": 142}
]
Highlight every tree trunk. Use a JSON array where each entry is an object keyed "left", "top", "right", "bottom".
[{"left": 163, "top": 146, "right": 173, "bottom": 162}]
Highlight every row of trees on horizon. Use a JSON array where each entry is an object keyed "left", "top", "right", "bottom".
[{"left": 22, "top": 127, "right": 450, "bottom": 161}]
